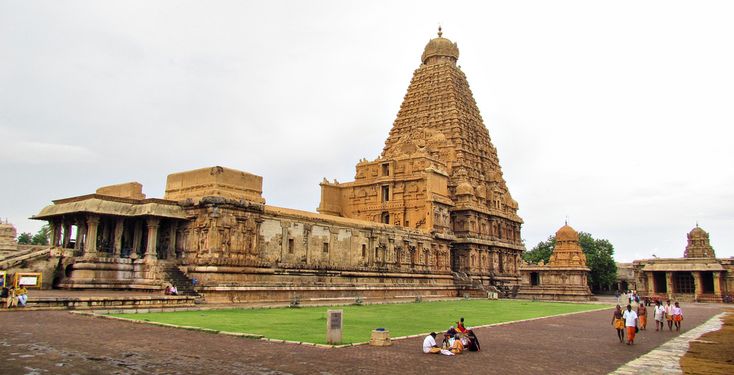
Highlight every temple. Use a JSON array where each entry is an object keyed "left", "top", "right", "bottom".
[
  {"left": 631, "top": 225, "right": 734, "bottom": 302},
  {"left": 20, "top": 29, "right": 523, "bottom": 303},
  {"left": 318, "top": 26, "right": 524, "bottom": 290},
  {"left": 518, "top": 224, "right": 592, "bottom": 301}
]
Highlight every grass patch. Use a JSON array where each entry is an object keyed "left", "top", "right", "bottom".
[{"left": 111, "top": 300, "right": 607, "bottom": 344}]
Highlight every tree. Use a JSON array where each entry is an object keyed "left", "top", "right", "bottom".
[
  {"left": 31, "top": 224, "right": 50, "bottom": 245},
  {"left": 524, "top": 231, "right": 618, "bottom": 292},
  {"left": 523, "top": 235, "right": 555, "bottom": 264},
  {"left": 17, "top": 232, "right": 32, "bottom": 244}
]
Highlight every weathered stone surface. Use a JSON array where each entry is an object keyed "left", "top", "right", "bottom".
[
  {"left": 165, "top": 166, "right": 265, "bottom": 204},
  {"left": 0, "top": 219, "right": 18, "bottom": 253}
]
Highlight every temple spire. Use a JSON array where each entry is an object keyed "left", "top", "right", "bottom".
[{"left": 438, "top": 25, "right": 443, "bottom": 38}]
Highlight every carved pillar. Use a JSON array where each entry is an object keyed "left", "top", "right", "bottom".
[
  {"left": 50, "top": 220, "right": 61, "bottom": 247},
  {"left": 692, "top": 271, "right": 703, "bottom": 297},
  {"left": 62, "top": 221, "right": 72, "bottom": 248},
  {"left": 280, "top": 221, "right": 289, "bottom": 262},
  {"left": 168, "top": 222, "right": 178, "bottom": 259},
  {"left": 113, "top": 218, "right": 124, "bottom": 257},
  {"left": 665, "top": 272, "right": 674, "bottom": 297},
  {"left": 75, "top": 221, "right": 86, "bottom": 250},
  {"left": 85, "top": 215, "right": 100, "bottom": 256},
  {"left": 646, "top": 272, "right": 655, "bottom": 294},
  {"left": 132, "top": 220, "right": 143, "bottom": 257},
  {"left": 713, "top": 272, "right": 722, "bottom": 296},
  {"left": 144, "top": 217, "right": 160, "bottom": 261}
]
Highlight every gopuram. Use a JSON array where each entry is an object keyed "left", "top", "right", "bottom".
[
  {"left": 25, "top": 29, "right": 525, "bottom": 303},
  {"left": 632, "top": 225, "right": 734, "bottom": 302},
  {"left": 517, "top": 224, "right": 592, "bottom": 301}
]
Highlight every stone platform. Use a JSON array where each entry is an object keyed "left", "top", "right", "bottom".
[{"left": 1, "top": 290, "right": 196, "bottom": 311}]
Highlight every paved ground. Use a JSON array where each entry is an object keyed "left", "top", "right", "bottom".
[{"left": 0, "top": 303, "right": 724, "bottom": 375}]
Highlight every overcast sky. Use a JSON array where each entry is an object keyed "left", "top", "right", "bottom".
[{"left": 1, "top": 1, "right": 732, "bottom": 262}]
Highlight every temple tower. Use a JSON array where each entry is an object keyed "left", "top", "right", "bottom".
[
  {"left": 549, "top": 224, "right": 588, "bottom": 267},
  {"left": 684, "top": 224, "right": 716, "bottom": 258},
  {"left": 318, "top": 28, "right": 524, "bottom": 285}
]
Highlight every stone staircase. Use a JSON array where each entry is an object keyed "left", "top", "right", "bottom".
[
  {"left": 159, "top": 262, "right": 200, "bottom": 297},
  {"left": 452, "top": 272, "right": 498, "bottom": 299},
  {"left": 0, "top": 246, "right": 50, "bottom": 269}
]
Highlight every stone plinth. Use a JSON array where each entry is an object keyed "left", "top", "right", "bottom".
[
  {"left": 96, "top": 182, "right": 146, "bottom": 200},
  {"left": 369, "top": 329, "right": 391, "bottom": 346},
  {"left": 165, "top": 166, "right": 265, "bottom": 204}
]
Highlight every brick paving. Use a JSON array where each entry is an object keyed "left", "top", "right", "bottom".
[{"left": 0, "top": 303, "right": 724, "bottom": 375}]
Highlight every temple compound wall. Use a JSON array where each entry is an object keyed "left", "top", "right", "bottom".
[
  {"left": 517, "top": 224, "right": 592, "bottom": 301},
  {"left": 631, "top": 225, "right": 733, "bottom": 303}
]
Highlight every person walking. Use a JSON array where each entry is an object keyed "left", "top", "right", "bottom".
[
  {"left": 637, "top": 303, "right": 647, "bottom": 331},
  {"left": 611, "top": 305, "right": 625, "bottom": 343},
  {"left": 622, "top": 304, "right": 638, "bottom": 345},
  {"left": 672, "top": 302, "right": 684, "bottom": 332},
  {"left": 654, "top": 300, "right": 665, "bottom": 331},
  {"left": 664, "top": 300, "right": 674, "bottom": 331}
]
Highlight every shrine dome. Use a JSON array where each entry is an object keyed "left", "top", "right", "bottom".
[
  {"left": 556, "top": 224, "right": 579, "bottom": 242},
  {"left": 421, "top": 27, "right": 460, "bottom": 64}
]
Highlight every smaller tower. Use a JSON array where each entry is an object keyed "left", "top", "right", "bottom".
[
  {"left": 549, "top": 224, "right": 587, "bottom": 267},
  {"left": 684, "top": 224, "right": 716, "bottom": 258}
]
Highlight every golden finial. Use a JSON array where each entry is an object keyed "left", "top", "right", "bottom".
[{"left": 438, "top": 25, "right": 443, "bottom": 38}]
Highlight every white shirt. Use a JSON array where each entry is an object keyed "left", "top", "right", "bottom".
[
  {"left": 672, "top": 307, "right": 682, "bottom": 315},
  {"left": 622, "top": 310, "right": 638, "bottom": 327},
  {"left": 654, "top": 305, "right": 665, "bottom": 319},
  {"left": 422, "top": 335, "right": 437, "bottom": 353}
]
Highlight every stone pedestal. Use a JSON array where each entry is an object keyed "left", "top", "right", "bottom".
[
  {"left": 326, "top": 309, "right": 343, "bottom": 345},
  {"left": 369, "top": 329, "right": 392, "bottom": 346}
]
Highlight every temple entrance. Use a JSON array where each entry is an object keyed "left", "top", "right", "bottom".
[
  {"left": 653, "top": 272, "right": 667, "bottom": 293},
  {"left": 700, "top": 272, "right": 715, "bottom": 293},
  {"left": 530, "top": 272, "right": 539, "bottom": 286},
  {"left": 673, "top": 272, "right": 695, "bottom": 294}
]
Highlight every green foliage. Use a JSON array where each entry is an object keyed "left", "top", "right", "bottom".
[
  {"left": 31, "top": 224, "right": 50, "bottom": 245},
  {"left": 17, "top": 232, "right": 32, "bottom": 244},
  {"left": 525, "top": 231, "right": 618, "bottom": 291},
  {"left": 523, "top": 235, "right": 555, "bottom": 264},
  {"left": 112, "top": 300, "right": 606, "bottom": 344}
]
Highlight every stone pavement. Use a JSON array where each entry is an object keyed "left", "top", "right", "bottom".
[
  {"left": 611, "top": 312, "right": 726, "bottom": 374},
  {"left": 0, "top": 302, "right": 724, "bottom": 375}
]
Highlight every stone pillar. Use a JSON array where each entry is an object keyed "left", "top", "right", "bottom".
[
  {"left": 75, "top": 221, "right": 86, "bottom": 250},
  {"left": 280, "top": 221, "right": 290, "bottom": 261},
  {"left": 168, "top": 222, "right": 178, "bottom": 259},
  {"left": 62, "top": 221, "right": 72, "bottom": 248},
  {"left": 49, "top": 220, "right": 61, "bottom": 247},
  {"left": 646, "top": 272, "right": 655, "bottom": 294},
  {"left": 692, "top": 271, "right": 703, "bottom": 298},
  {"left": 113, "top": 218, "right": 124, "bottom": 257},
  {"left": 85, "top": 215, "right": 100, "bottom": 256},
  {"left": 665, "top": 272, "right": 674, "bottom": 297},
  {"left": 132, "top": 220, "right": 143, "bottom": 257},
  {"left": 713, "top": 272, "right": 722, "bottom": 296},
  {"left": 144, "top": 217, "right": 160, "bottom": 261}
]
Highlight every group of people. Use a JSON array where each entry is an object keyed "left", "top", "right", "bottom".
[
  {"left": 1, "top": 285, "right": 29, "bottom": 308},
  {"left": 422, "top": 317, "right": 481, "bottom": 356},
  {"left": 164, "top": 284, "right": 179, "bottom": 295},
  {"left": 612, "top": 299, "right": 683, "bottom": 345}
]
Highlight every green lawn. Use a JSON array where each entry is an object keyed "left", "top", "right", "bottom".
[{"left": 111, "top": 300, "right": 607, "bottom": 344}]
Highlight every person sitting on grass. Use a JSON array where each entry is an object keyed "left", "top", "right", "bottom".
[
  {"left": 422, "top": 332, "right": 441, "bottom": 354},
  {"left": 456, "top": 317, "right": 467, "bottom": 333},
  {"left": 464, "top": 329, "right": 481, "bottom": 352},
  {"left": 449, "top": 333, "right": 464, "bottom": 354}
]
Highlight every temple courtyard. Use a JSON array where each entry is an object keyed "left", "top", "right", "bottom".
[{"left": 0, "top": 301, "right": 727, "bottom": 374}]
